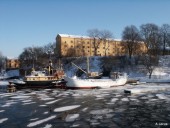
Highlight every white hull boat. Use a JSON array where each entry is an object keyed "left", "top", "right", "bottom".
[{"left": 64, "top": 73, "right": 127, "bottom": 89}]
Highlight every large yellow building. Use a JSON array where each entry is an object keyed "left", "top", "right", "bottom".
[
  {"left": 56, "top": 34, "right": 147, "bottom": 57},
  {"left": 6, "top": 58, "right": 20, "bottom": 69}
]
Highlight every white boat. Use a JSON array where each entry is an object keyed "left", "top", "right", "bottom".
[{"left": 64, "top": 72, "right": 127, "bottom": 89}]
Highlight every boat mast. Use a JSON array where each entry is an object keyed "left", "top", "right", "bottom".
[
  {"left": 87, "top": 56, "right": 90, "bottom": 74},
  {"left": 71, "top": 62, "right": 87, "bottom": 74}
]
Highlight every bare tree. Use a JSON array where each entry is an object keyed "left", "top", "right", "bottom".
[
  {"left": 0, "top": 52, "right": 6, "bottom": 71},
  {"left": 87, "top": 29, "right": 101, "bottom": 56},
  {"left": 142, "top": 54, "right": 159, "bottom": 79},
  {"left": 100, "top": 30, "right": 113, "bottom": 56},
  {"left": 43, "top": 42, "right": 56, "bottom": 59},
  {"left": 122, "top": 25, "right": 142, "bottom": 59},
  {"left": 140, "top": 23, "right": 161, "bottom": 55},
  {"left": 160, "top": 24, "right": 170, "bottom": 55},
  {"left": 140, "top": 23, "right": 161, "bottom": 79}
]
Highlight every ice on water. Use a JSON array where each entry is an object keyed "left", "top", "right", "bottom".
[
  {"left": 90, "top": 109, "right": 113, "bottom": 115},
  {"left": 54, "top": 105, "right": 81, "bottom": 112},
  {"left": 0, "top": 118, "right": 8, "bottom": 124},
  {"left": 45, "top": 99, "right": 61, "bottom": 105},
  {"left": 65, "top": 114, "right": 79, "bottom": 122},
  {"left": 27, "top": 115, "right": 56, "bottom": 127}
]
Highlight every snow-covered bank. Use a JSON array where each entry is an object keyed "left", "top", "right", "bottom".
[
  {"left": 63, "top": 55, "right": 170, "bottom": 83},
  {"left": 124, "top": 84, "right": 170, "bottom": 94}
]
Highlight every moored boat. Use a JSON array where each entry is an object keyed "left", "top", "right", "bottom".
[
  {"left": 64, "top": 72, "right": 127, "bottom": 89},
  {"left": 12, "top": 60, "right": 65, "bottom": 88}
]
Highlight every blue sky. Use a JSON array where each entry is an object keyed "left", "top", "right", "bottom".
[{"left": 0, "top": 0, "right": 170, "bottom": 57}]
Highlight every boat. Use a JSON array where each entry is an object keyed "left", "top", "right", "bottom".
[
  {"left": 12, "top": 60, "right": 65, "bottom": 88},
  {"left": 64, "top": 72, "right": 127, "bottom": 89},
  {"left": 65, "top": 57, "right": 127, "bottom": 89},
  {"left": 71, "top": 56, "right": 103, "bottom": 79}
]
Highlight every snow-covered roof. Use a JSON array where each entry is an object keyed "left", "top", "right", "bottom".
[
  {"left": 58, "top": 34, "right": 122, "bottom": 41},
  {"left": 58, "top": 34, "right": 91, "bottom": 39},
  {"left": 114, "top": 39, "right": 122, "bottom": 41},
  {"left": 7, "top": 57, "right": 18, "bottom": 59}
]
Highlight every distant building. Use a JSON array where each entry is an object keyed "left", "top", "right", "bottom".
[
  {"left": 6, "top": 57, "right": 20, "bottom": 70},
  {"left": 56, "top": 34, "right": 147, "bottom": 57}
]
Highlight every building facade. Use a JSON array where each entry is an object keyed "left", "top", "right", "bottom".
[
  {"left": 6, "top": 58, "right": 20, "bottom": 70},
  {"left": 56, "top": 34, "right": 147, "bottom": 57}
]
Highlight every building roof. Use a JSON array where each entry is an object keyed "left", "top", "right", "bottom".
[
  {"left": 57, "top": 33, "right": 122, "bottom": 41},
  {"left": 58, "top": 34, "right": 90, "bottom": 39}
]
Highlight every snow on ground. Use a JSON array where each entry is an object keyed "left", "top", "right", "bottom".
[
  {"left": 124, "top": 84, "right": 170, "bottom": 94},
  {"left": 0, "top": 69, "right": 19, "bottom": 80}
]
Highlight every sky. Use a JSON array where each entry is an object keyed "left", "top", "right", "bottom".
[{"left": 0, "top": 0, "right": 170, "bottom": 58}]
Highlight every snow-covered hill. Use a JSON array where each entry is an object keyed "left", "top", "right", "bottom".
[{"left": 63, "top": 55, "right": 170, "bottom": 82}]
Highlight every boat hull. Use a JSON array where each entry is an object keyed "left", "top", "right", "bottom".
[{"left": 64, "top": 76, "right": 127, "bottom": 89}]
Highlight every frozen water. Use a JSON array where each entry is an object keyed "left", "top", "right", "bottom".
[
  {"left": 1, "top": 101, "right": 17, "bottom": 107},
  {"left": 39, "top": 97, "right": 55, "bottom": 101},
  {"left": 43, "top": 124, "right": 52, "bottom": 128},
  {"left": 27, "top": 115, "right": 56, "bottom": 127},
  {"left": 45, "top": 99, "right": 61, "bottom": 105},
  {"left": 54, "top": 105, "right": 81, "bottom": 112},
  {"left": 39, "top": 105, "right": 47, "bottom": 107},
  {"left": 30, "top": 118, "right": 39, "bottom": 121},
  {"left": 22, "top": 100, "right": 32, "bottom": 103},
  {"left": 22, "top": 102, "right": 36, "bottom": 105},
  {"left": 65, "top": 114, "right": 79, "bottom": 122},
  {"left": 121, "top": 98, "right": 129, "bottom": 101},
  {"left": 81, "top": 107, "right": 88, "bottom": 112},
  {"left": 11, "top": 95, "right": 31, "bottom": 99},
  {"left": 110, "top": 98, "right": 119, "bottom": 102},
  {"left": 0, "top": 118, "right": 8, "bottom": 124},
  {"left": 43, "top": 111, "right": 49, "bottom": 114},
  {"left": 90, "top": 109, "right": 113, "bottom": 115},
  {"left": 156, "top": 94, "right": 168, "bottom": 100},
  {"left": 0, "top": 110, "right": 5, "bottom": 113},
  {"left": 0, "top": 83, "right": 170, "bottom": 128}
]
